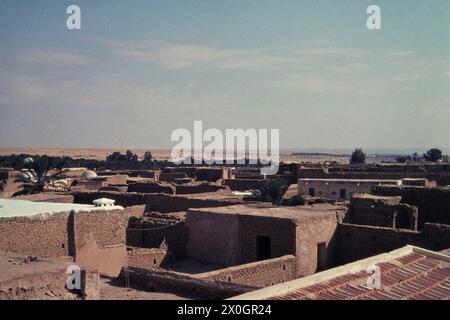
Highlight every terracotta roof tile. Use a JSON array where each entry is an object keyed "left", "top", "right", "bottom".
[{"left": 273, "top": 253, "right": 450, "bottom": 300}]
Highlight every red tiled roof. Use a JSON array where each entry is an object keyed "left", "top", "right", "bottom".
[{"left": 273, "top": 252, "right": 450, "bottom": 300}]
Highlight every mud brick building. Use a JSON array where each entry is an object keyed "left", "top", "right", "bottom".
[
  {"left": 185, "top": 204, "right": 346, "bottom": 276},
  {"left": 298, "top": 178, "right": 402, "bottom": 200}
]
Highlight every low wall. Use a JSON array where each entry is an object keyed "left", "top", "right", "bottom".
[
  {"left": 72, "top": 191, "right": 242, "bottom": 212},
  {"left": 175, "top": 184, "right": 226, "bottom": 195},
  {"left": 0, "top": 256, "right": 100, "bottom": 300},
  {"left": 223, "top": 179, "right": 265, "bottom": 191},
  {"left": 127, "top": 182, "right": 175, "bottom": 194},
  {"left": 159, "top": 172, "right": 188, "bottom": 182},
  {"left": 196, "top": 168, "right": 224, "bottom": 181},
  {"left": 120, "top": 267, "right": 257, "bottom": 299},
  {"left": 197, "top": 255, "right": 297, "bottom": 288},
  {"left": 126, "top": 247, "right": 174, "bottom": 269},
  {"left": 338, "top": 222, "right": 450, "bottom": 264}
]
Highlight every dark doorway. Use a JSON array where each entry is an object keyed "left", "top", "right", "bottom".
[
  {"left": 308, "top": 187, "right": 315, "bottom": 196},
  {"left": 256, "top": 236, "right": 271, "bottom": 261},
  {"left": 317, "top": 242, "right": 327, "bottom": 271},
  {"left": 339, "top": 188, "right": 346, "bottom": 199}
]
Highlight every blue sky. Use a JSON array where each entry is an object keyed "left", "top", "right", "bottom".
[{"left": 0, "top": 0, "right": 449, "bottom": 150}]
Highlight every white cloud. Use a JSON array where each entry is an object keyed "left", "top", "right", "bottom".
[
  {"left": 293, "top": 46, "right": 366, "bottom": 59},
  {"left": 15, "top": 49, "right": 93, "bottom": 65},
  {"left": 270, "top": 72, "right": 394, "bottom": 97},
  {"left": 327, "top": 63, "right": 371, "bottom": 74},
  {"left": 100, "top": 39, "right": 309, "bottom": 70},
  {"left": 386, "top": 50, "right": 416, "bottom": 57}
]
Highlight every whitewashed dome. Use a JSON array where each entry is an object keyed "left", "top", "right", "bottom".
[
  {"left": 23, "top": 157, "right": 34, "bottom": 164},
  {"left": 80, "top": 170, "right": 97, "bottom": 180}
]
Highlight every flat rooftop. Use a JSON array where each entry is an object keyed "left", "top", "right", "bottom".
[
  {"left": 188, "top": 204, "right": 345, "bottom": 222},
  {"left": 298, "top": 178, "right": 402, "bottom": 184},
  {"left": 0, "top": 198, "right": 123, "bottom": 219}
]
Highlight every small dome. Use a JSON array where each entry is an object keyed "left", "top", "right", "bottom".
[
  {"left": 80, "top": 170, "right": 97, "bottom": 180},
  {"left": 23, "top": 157, "right": 34, "bottom": 164}
]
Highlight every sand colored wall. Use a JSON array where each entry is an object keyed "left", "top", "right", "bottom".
[
  {"left": 73, "top": 191, "right": 242, "bottom": 212},
  {"left": 338, "top": 223, "right": 450, "bottom": 264},
  {"left": 0, "top": 212, "right": 70, "bottom": 257},
  {"left": 186, "top": 208, "right": 340, "bottom": 277},
  {"left": 197, "top": 255, "right": 297, "bottom": 288}
]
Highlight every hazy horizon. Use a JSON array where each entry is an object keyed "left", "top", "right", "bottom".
[{"left": 1, "top": 0, "right": 449, "bottom": 150}]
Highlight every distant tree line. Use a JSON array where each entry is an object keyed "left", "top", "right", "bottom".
[
  {"left": 0, "top": 150, "right": 174, "bottom": 172},
  {"left": 395, "top": 148, "right": 443, "bottom": 163}
]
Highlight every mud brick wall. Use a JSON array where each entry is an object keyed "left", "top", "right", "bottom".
[
  {"left": 372, "top": 186, "right": 450, "bottom": 228},
  {"left": 197, "top": 255, "right": 297, "bottom": 288},
  {"left": 81, "top": 269, "right": 101, "bottom": 300},
  {"left": 159, "top": 172, "right": 188, "bottom": 181},
  {"left": 120, "top": 267, "right": 257, "bottom": 299},
  {"left": 346, "top": 195, "right": 418, "bottom": 230},
  {"left": 0, "top": 212, "right": 70, "bottom": 257},
  {"left": 127, "top": 182, "right": 175, "bottom": 194},
  {"left": 72, "top": 191, "right": 242, "bottom": 212},
  {"left": 175, "top": 183, "right": 226, "bottom": 194},
  {"left": 126, "top": 247, "right": 174, "bottom": 269},
  {"left": 0, "top": 258, "right": 100, "bottom": 300},
  {"left": 223, "top": 179, "right": 266, "bottom": 191},
  {"left": 72, "top": 206, "right": 145, "bottom": 254},
  {"left": 237, "top": 215, "right": 298, "bottom": 266},
  {"left": 126, "top": 215, "right": 188, "bottom": 260},
  {"left": 298, "top": 165, "right": 450, "bottom": 186},
  {"left": 143, "top": 194, "right": 242, "bottom": 213},
  {"left": 196, "top": 168, "right": 224, "bottom": 181},
  {"left": 163, "top": 167, "right": 198, "bottom": 178},
  {"left": 0, "top": 205, "right": 145, "bottom": 258},
  {"left": 338, "top": 222, "right": 450, "bottom": 264}
]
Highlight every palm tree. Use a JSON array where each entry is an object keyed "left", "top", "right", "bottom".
[
  {"left": 260, "top": 178, "right": 290, "bottom": 205},
  {"left": 14, "top": 156, "right": 64, "bottom": 195}
]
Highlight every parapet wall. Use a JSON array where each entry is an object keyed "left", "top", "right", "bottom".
[
  {"left": 127, "top": 182, "right": 175, "bottom": 194},
  {"left": 0, "top": 254, "right": 100, "bottom": 300},
  {"left": 175, "top": 183, "right": 226, "bottom": 195},
  {"left": 121, "top": 267, "right": 256, "bottom": 299},
  {"left": 197, "top": 255, "right": 297, "bottom": 288},
  {"left": 223, "top": 179, "right": 265, "bottom": 191},
  {"left": 298, "top": 165, "right": 450, "bottom": 186},
  {"left": 338, "top": 222, "right": 450, "bottom": 264},
  {"left": 72, "top": 191, "right": 242, "bottom": 212}
]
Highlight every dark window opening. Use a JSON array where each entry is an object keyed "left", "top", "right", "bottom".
[
  {"left": 317, "top": 242, "right": 327, "bottom": 271},
  {"left": 339, "top": 188, "right": 346, "bottom": 199},
  {"left": 256, "top": 236, "right": 271, "bottom": 261},
  {"left": 308, "top": 187, "right": 315, "bottom": 196}
]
